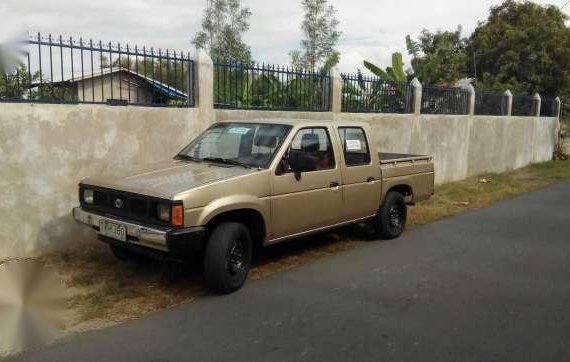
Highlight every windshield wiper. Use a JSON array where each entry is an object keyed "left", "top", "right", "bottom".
[
  {"left": 201, "top": 157, "right": 252, "bottom": 169},
  {"left": 174, "top": 154, "right": 202, "bottom": 163}
]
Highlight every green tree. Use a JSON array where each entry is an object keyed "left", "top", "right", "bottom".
[
  {"left": 342, "top": 53, "right": 412, "bottom": 113},
  {"left": 363, "top": 52, "right": 407, "bottom": 82},
  {"left": 193, "top": 0, "right": 252, "bottom": 62},
  {"left": 406, "top": 26, "right": 468, "bottom": 85},
  {"left": 0, "top": 64, "right": 39, "bottom": 100},
  {"left": 289, "top": 0, "right": 341, "bottom": 70},
  {"left": 467, "top": 0, "right": 570, "bottom": 98}
]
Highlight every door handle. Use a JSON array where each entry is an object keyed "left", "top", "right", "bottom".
[
  {"left": 330, "top": 181, "right": 339, "bottom": 188},
  {"left": 367, "top": 177, "right": 375, "bottom": 183}
]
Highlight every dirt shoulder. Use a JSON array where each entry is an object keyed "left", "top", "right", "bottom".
[{"left": 40, "top": 160, "right": 570, "bottom": 334}]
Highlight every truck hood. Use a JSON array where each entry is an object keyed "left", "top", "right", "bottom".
[{"left": 81, "top": 160, "right": 256, "bottom": 199}]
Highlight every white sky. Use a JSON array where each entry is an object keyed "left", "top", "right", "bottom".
[{"left": 0, "top": 0, "right": 565, "bottom": 73}]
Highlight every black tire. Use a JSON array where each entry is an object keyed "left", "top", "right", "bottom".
[
  {"left": 203, "top": 222, "right": 252, "bottom": 294},
  {"left": 374, "top": 191, "right": 408, "bottom": 239}
]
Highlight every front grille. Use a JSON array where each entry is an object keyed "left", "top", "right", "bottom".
[{"left": 80, "top": 185, "right": 171, "bottom": 227}]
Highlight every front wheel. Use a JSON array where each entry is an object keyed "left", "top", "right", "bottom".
[
  {"left": 374, "top": 191, "right": 408, "bottom": 239},
  {"left": 203, "top": 222, "right": 252, "bottom": 294}
]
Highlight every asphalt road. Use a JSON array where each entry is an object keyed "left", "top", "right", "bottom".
[{"left": 15, "top": 181, "right": 570, "bottom": 362}]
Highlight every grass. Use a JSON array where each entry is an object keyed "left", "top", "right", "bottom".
[{"left": 41, "top": 160, "right": 569, "bottom": 333}]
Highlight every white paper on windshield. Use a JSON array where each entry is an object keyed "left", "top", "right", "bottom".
[
  {"left": 345, "top": 139, "right": 362, "bottom": 151},
  {"left": 228, "top": 127, "right": 250, "bottom": 135}
]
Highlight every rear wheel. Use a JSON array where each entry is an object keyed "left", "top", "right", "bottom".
[
  {"left": 374, "top": 191, "right": 407, "bottom": 239},
  {"left": 203, "top": 222, "right": 252, "bottom": 294}
]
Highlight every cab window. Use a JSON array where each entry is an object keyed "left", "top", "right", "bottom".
[
  {"left": 338, "top": 127, "right": 371, "bottom": 166},
  {"left": 284, "top": 128, "right": 335, "bottom": 173}
]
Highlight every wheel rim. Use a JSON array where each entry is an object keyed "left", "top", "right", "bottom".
[
  {"left": 388, "top": 203, "right": 404, "bottom": 233},
  {"left": 228, "top": 239, "right": 245, "bottom": 276}
]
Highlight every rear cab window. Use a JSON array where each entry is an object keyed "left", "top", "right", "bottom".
[{"left": 338, "top": 127, "right": 371, "bottom": 166}]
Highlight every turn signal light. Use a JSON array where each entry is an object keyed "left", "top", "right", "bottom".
[{"left": 171, "top": 205, "right": 184, "bottom": 227}]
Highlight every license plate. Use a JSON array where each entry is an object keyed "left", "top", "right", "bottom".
[{"left": 99, "top": 220, "right": 127, "bottom": 242}]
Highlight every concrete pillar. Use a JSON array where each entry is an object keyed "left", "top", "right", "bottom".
[
  {"left": 504, "top": 90, "right": 513, "bottom": 116},
  {"left": 193, "top": 48, "right": 214, "bottom": 120},
  {"left": 555, "top": 96, "right": 562, "bottom": 119},
  {"left": 330, "top": 68, "right": 343, "bottom": 114},
  {"left": 467, "top": 84, "right": 476, "bottom": 115},
  {"left": 533, "top": 93, "right": 541, "bottom": 117},
  {"left": 411, "top": 78, "right": 422, "bottom": 115}
]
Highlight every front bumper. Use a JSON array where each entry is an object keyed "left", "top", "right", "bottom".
[{"left": 72, "top": 207, "right": 205, "bottom": 255}]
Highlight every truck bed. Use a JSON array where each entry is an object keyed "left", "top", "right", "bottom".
[{"left": 378, "top": 152, "right": 434, "bottom": 203}]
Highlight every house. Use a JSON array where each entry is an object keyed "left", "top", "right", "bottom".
[{"left": 45, "top": 67, "right": 188, "bottom": 105}]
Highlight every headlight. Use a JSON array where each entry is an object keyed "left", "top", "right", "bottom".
[
  {"left": 157, "top": 204, "right": 171, "bottom": 222},
  {"left": 83, "top": 189, "right": 94, "bottom": 204}
]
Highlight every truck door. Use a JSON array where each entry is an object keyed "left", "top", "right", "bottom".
[
  {"left": 337, "top": 127, "right": 382, "bottom": 221},
  {"left": 270, "top": 126, "right": 343, "bottom": 239}
]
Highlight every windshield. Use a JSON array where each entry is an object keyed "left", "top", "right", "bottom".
[{"left": 176, "top": 123, "right": 292, "bottom": 168}]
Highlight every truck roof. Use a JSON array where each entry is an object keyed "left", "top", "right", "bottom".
[{"left": 216, "top": 118, "right": 369, "bottom": 128}]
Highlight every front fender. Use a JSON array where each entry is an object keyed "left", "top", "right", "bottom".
[{"left": 196, "top": 195, "right": 270, "bottom": 227}]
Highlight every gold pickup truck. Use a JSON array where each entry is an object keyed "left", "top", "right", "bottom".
[{"left": 73, "top": 119, "right": 434, "bottom": 293}]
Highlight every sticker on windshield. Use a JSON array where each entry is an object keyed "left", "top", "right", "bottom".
[
  {"left": 345, "top": 139, "right": 362, "bottom": 151},
  {"left": 228, "top": 127, "right": 250, "bottom": 135}
]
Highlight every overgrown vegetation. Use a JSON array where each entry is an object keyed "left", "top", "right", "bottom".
[
  {"left": 41, "top": 160, "right": 569, "bottom": 334},
  {"left": 403, "top": 0, "right": 569, "bottom": 121}
]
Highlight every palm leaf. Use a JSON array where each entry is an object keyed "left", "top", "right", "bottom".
[
  {"left": 391, "top": 53, "right": 406, "bottom": 81},
  {"left": 363, "top": 60, "right": 393, "bottom": 82}
]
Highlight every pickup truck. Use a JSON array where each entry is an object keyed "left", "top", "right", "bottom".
[{"left": 73, "top": 120, "right": 434, "bottom": 293}]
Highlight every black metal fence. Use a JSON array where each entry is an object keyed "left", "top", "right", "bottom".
[
  {"left": 341, "top": 74, "right": 413, "bottom": 113},
  {"left": 0, "top": 33, "right": 195, "bottom": 107},
  {"left": 421, "top": 86, "right": 470, "bottom": 115},
  {"left": 540, "top": 97, "right": 558, "bottom": 117},
  {"left": 511, "top": 95, "right": 536, "bottom": 116},
  {"left": 213, "top": 60, "right": 330, "bottom": 111},
  {"left": 475, "top": 91, "right": 508, "bottom": 116}
]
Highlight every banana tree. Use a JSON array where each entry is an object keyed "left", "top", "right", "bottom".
[{"left": 346, "top": 52, "right": 412, "bottom": 113}]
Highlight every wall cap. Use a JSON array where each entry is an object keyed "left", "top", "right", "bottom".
[
  {"left": 411, "top": 77, "right": 422, "bottom": 89},
  {"left": 194, "top": 48, "right": 213, "bottom": 65}
]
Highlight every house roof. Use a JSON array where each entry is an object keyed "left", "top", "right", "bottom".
[{"left": 36, "top": 67, "right": 188, "bottom": 100}]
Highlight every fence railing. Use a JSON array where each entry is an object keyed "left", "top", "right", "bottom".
[
  {"left": 511, "top": 95, "right": 536, "bottom": 116},
  {"left": 420, "top": 86, "right": 470, "bottom": 115},
  {"left": 213, "top": 60, "right": 330, "bottom": 112},
  {"left": 341, "top": 74, "right": 413, "bottom": 113},
  {"left": 0, "top": 33, "right": 195, "bottom": 107},
  {"left": 540, "top": 97, "right": 558, "bottom": 117},
  {"left": 0, "top": 33, "right": 562, "bottom": 117},
  {"left": 475, "top": 91, "right": 508, "bottom": 116}
]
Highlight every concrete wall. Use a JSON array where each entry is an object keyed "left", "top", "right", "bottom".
[
  {"left": 0, "top": 103, "right": 560, "bottom": 259},
  {"left": 224, "top": 110, "right": 559, "bottom": 184},
  {"left": 0, "top": 103, "right": 209, "bottom": 258}
]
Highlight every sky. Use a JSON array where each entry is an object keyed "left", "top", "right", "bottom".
[{"left": 0, "top": 0, "right": 565, "bottom": 73}]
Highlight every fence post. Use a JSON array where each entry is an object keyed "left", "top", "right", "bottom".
[
  {"left": 411, "top": 78, "right": 422, "bottom": 115},
  {"left": 467, "top": 84, "right": 476, "bottom": 115},
  {"left": 533, "top": 93, "right": 541, "bottom": 117},
  {"left": 330, "top": 68, "right": 342, "bottom": 114},
  {"left": 193, "top": 48, "right": 214, "bottom": 117},
  {"left": 555, "top": 96, "right": 561, "bottom": 119},
  {"left": 504, "top": 90, "right": 513, "bottom": 116}
]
